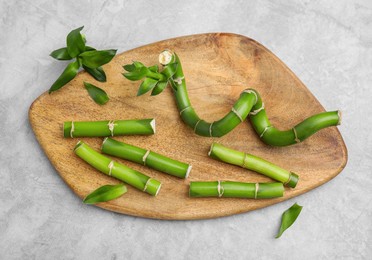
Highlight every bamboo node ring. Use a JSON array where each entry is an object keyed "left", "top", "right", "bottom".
[
  {"left": 254, "top": 183, "right": 259, "bottom": 199},
  {"left": 143, "top": 178, "right": 152, "bottom": 192},
  {"left": 249, "top": 102, "right": 265, "bottom": 116},
  {"left": 209, "top": 122, "right": 213, "bottom": 137},
  {"left": 243, "top": 89, "right": 258, "bottom": 105},
  {"left": 242, "top": 153, "right": 249, "bottom": 168},
  {"left": 107, "top": 120, "right": 116, "bottom": 137},
  {"left": 231, "top": 107, "right": 243, "bottom": 122},
  {"left": 108, "top": 161, "right": 114, "bottom": 176},
  {"left": 217, "top": 180, "right": 224, "bottom": 197},
  {"left": 142, "top": 150, "right": 151, "bottom": 166},
  {"left": 194, "top": 120, "right": 201, "bottom": 132},
  {"left": 174, "top": 76, "right": 184, "bottom": 85},
  {"left": 70, "top": 121, "right": 75, "bottom": 138},
  {"left": 293, "top": 127, "right": 301, "bottom": 143},
  {"left": 284, "top": 173, "right": 293, "bottom": 185},
  {"left": 179, "top": 106, "right": 191, "bottom": 115},
  {"left": 260, "top": 126, "right": 272, "bottom": 138}
]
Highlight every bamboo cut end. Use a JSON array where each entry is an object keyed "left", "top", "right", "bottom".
[
  {"left": 185, "top": 165, "right": 192, "bottom": 178},
  {"left": 208, "top": 143, "right": 215, "bottom": 157},
  {"left": 337, "top": 110, "right": 342, "bottom": 125},
  {"left": 101, "top": 137, "right": 109, "bottom": 150},
  {"left": 74, "top": 140, "right": 83, "bottom": 152},
  {"left": 150, "top": 119, "right": 156, "bottom": 134},
  {"left": 159, "top": 50, "right": 173, "bottom": 65}
]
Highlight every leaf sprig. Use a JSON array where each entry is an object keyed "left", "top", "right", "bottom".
[
  {"left": 122, "top": 59, "right": 178, "bottom": 96},
  {"left": 83, "top": 184, "right": 127, "bottom": 204},
  {"left": 49, "top": 26, "right": 117, "bottom": 93}
]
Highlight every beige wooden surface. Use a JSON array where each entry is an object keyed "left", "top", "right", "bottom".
[{"left": 29, "top": 33, "right": 347, "bottom": 220}]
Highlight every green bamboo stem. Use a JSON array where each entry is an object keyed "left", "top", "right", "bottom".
[
  {"left": 209, "top": 143, "right": 299, "bottom": 188},
  {"left": 125, "top": 50, "right": 341, "bottom": 146},
  {"left": 189, "top": 181, "right": 284, "bottom": 199},
  {"left": 63, "top": 118, "right": 155, "bottom": 138},
  {"left": 74, "top": 141, "right": 161, "bottom": 196},
  {"left": 101, "top": 138, "right": 192, "bottom": 178}
]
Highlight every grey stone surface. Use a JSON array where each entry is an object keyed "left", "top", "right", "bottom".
[{"left": 0, "top": 0, "right": 371, "bottom": 259}]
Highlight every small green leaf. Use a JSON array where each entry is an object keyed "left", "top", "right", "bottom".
[
  {"left": 151, "top": 81, "right": 168, "bottom": 96},
  {"left": 79, "top": 49, "right": 117, "bottom": 68},
  {"left": 83, "top": 184, "right": 127, "bottom": 204},
  {"left": 137, "top": 78, "right": 158, "bottom": 96},
  {"left": 133, "top": 61, "right": 145, "bottom": 68},
  {"left": 161, "top": 63, "right": 178, "bottom": 79},
  {"left": 49, "top": 60, "right": 80, "bottom": 93},
  {"left": 123, "top": 64, "right": 136, "bottom": 72},
  {"left": 83, "top": 65, "right": 106, "bottom": 82},
  {"left": 123, "top": 66, "right": 148, "bottom": 81},
  {"left": 85, "top": 45, "right": 96, "bottom": 51},
  {"left": 276, "top": 203, "right": 303, "bottom": 238},
  {"left": 66, "top": 26, "right": 85, "bottom": 58},
  {"left": 84, "top": 82, "right": 109, "bottom": 105},
  {"left": 50, "top": 47, "right": 72, "bottom": 60},
  {"left": 148, "top": 65, "right": 159, "bottom": 73}
]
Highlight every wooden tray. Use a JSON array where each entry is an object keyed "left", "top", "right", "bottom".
[{"left": 29, "top": 33, "right": 347, "bottom": 220}]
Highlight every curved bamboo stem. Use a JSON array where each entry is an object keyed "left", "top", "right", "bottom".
[
  {"left": 209, "top": 143, "right": 299, "bottom": 188},
  {"left": 189, "top": 181, "right": 284, "bottom": 199},
  {"left": 101, "top": 138, "right": 192, "bottom": 178},
  {"left": 123, "top": 51, "right": 341, "bottom": 146},
  {"left": 74, "top": 141, "right": 161, "bottom": 196},
  {"left": 64, "top": 119, "right": 155, "bottom": 138}
]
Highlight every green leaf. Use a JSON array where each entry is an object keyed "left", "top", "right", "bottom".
[
  {"left": 84, "top": 82, "right": 109, "bottom": 105},
  {"left": 148, "top": 65, "right": 159, "bottom": 73},
  {"left": 85, "top": 45, "right": 96, "bottom": 51},
  {"left": 133, "top": 61, "right": 144, "bottom": 68},
  {"left": 49, "top": 60, "right": 80, "bottom": 93},
  {"left": 79, "top": 49, "right": 117, "bottom": 68},
  {"left": 83, "top": 184, "right": 127, "bottom": 204},
  {"left": 123, "top": 64, "right": 136, "bottom": 72},
  {"left": 276, "top": 203, "right": 303, "bottom": 238},
  {"left": 66, "top": 26, "right": 85, "bottom": 58},
  {"left": 161, "top": 63, "right": 178, "bottom": 79},
  {"left": 151, "top": 81, "right": 168, "bottom": 96},
  {"left": 137, "top": 78, "right": 158, "bottom": 96},
  {"left": 83, "top": 65, "right": 106, "bottom": 82},
  {"left": 123, "top": 66, "right": 148, "bottom": 81},
  {"left": 50, "top": 47, "right": 72, "bottom": 60}
]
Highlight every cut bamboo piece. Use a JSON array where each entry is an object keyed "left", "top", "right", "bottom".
[
  {"left": 189, "top": 181, "right": 284, "bottom": 199},
  {"left": 209, "top": 143, "right": 299, "bottom": 188},
  {"left": 74, "top": 141, "right": 161, "bottom": 196},
  {"left": 101, "top": 138, "right": 192, "bottom": 178},
  {"left": 63, "top": 118, "right": 155, "bottom": 138}
]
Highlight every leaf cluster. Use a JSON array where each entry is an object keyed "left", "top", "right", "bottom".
[{"left": 49, "top": 26, "right": 117, "bottom": 93}]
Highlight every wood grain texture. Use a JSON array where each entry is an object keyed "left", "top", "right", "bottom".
[{"left": 29, "top": 33, "right": 347, "bottom": 220}]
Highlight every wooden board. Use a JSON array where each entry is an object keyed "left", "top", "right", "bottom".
[{"left": 29, "top": 33, "right": 347, "bottom": 220}]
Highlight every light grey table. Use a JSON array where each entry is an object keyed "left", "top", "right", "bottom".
[{"left": 1, "top": 0, "right": 371, "bottom": 259}]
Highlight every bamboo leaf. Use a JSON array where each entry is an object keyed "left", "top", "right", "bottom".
[
  {"left": 151, "top": 81, "right": 168, "bottom": 96},
  {"left": 137, "top": 78, "right": 158, "bottom": 96},
  {"left": 123, "top": 66, "right": 148, "bottom": 81},
  {"left": 123, "top": 64, "right": 136, "bottom": 72},
  {"left": 84, "top": 82, "right": 109, "bottom": 105},
  {"left": 276, "top": 203, "right": 303, "bottom": 238},
  {"left": 79, "top": 49, "right": 117, "bottom": 68},
  {"left": 83, "top": 65, "right": 106, "bottom": 82},
  {"left": 66, "top": 26, "right": 85, "bottom": 58},
  {"left": 161, "top": 63, "right": 178, "bottom": 79},
  {"left": 148, "top": 65, "right": 159, "bottom": 73},
  {"left": 85, "top": 45, "right": 96, "bottom": 51},
  {"left": 50, "top": 47, "right": 72, "bottom": 60},
  {"left": 83, "top": 184, "right": 127, "bottom": 204},
  {"left": 49, "top": 60, "right": 80, "bottom": 93},
  {"left": 133, "top": 61, "right": 144, "bottom": 68}
]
